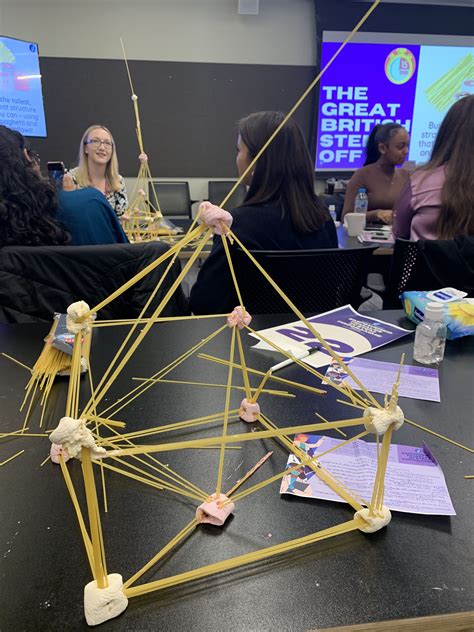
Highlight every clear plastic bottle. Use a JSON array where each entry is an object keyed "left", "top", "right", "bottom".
[
  {"left": 413, "top": 302, "right": 447, "bottom": 364},
  {"left": 328, "top": 204, "right": 337, "bottom": 223},
  {"left": 354, "top": 187, "right": 368, "bottom": 214}
]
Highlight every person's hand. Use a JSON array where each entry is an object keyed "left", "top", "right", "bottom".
[
  {"left": 376, "top": 210, "right": 393, "bottom": 224},
  {"left": 62, "top": 173, "right": 77, "bottom": 192}
]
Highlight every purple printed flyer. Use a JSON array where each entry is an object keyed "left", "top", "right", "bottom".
[
  {"left": 323, "top": 357, "right": 440, "bottom": 402},
  {"left": 280, "top": 434, "right": 455, "bottom": 516},
  {"left": 251, "top": 305, "right": 411, "bottom": 369}
]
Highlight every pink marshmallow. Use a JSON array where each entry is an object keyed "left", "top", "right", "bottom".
[
  {"left": 138, "top": 153, "right": 148, "bottom": 163},
  {"left": 50, "top": 443, "right": 70, "bottom": 464},
  {"left": 239, "top": 398, "right": 260, "bottom": 423},
  {"left": 196, "top": 493, "right": 234, "bottom": 526},
  {"left": 198, "top": 202, "right": 233, "bottom": 235},
  {"left": 227, "top": 306, "right": 252, "bottom": 329}
]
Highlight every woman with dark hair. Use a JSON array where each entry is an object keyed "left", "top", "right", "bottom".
[
  {"left": 0, "top": 125, "right": 70, "bottom": 247},
  {"left": 190, "top": 111, "right": 337, "bottom": 314},
  {"left": 342, "top": 122, "right": 410, "bottom": 224},
  {"left": 394, "top": 95, "right": 474, "bottom": 240},
  {"left": 0, "top": 125, "right": 128, "bottom": 247}
]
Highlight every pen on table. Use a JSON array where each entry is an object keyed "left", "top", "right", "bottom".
[{"left": 270, "top": 346, "right": 320, "bottom": 373}]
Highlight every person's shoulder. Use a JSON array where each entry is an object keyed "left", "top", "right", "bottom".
[
  {"left": 411, "top": 165, "right": 445, "bottom": 190},
  {"left": 349, "top": 164, "right": 372, "bottom": 183}
]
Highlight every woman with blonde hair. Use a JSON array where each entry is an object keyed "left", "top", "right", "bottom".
[{"left": 64, "top": 124, "right": 128, "bottom": 217}]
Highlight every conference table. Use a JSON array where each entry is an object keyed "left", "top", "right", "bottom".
[{"left": 0, "top": 312, "right": 472, "bottom": 630}]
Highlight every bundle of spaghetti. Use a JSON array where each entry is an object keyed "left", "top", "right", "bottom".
[
  {"left": 215, "top": 327, "right": 236, "bottom": 498},
  {"left": 125, "top": 517, "right": 365, "bottom": 599},
  {"left": 425, "top": 54, "right": 473, "bottom": 111},
  {"left": 94, "top": 313, "right": 229, "bottom": 327},
  {"left": 369, "top": 426, "right": 393, "bottom": 516},
  {"left": 20, "top": 322, "right": 92, "bottom": 428}
]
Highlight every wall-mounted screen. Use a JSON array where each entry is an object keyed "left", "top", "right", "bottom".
[
  {"left": 315, "top": 32, "right": 473, "bottom": 171},
  {"left": 0, "top": 35, "right": 47, "bottom": 137}
]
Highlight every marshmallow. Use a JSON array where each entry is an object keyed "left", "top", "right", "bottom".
[
  {"left": 66, "top": 301, "right": 94, "bottom": 335},
  {"left": 227, "top": 306, "right": 252, "bottom": 329},
  {"left": 50, "top": 443, "right": 70, "bottom": 464},
  {"left": 198, "top": 201, "right": 233, "bottom": 235},
  {"left": 363, "top": 405, "right": 404, "bottom": 436},
  {"left": 355, "top": 506, "right": 392, "bottom": 533},
  {"left": 49, "top": 417, "right": 106, "bottom": 460},
  {"left": 138, "top": 153, "right": 148, "bottom": 163},
  {"left": 239, "top": 398, "right": 260, "bottom": 423},
  {"left": 196, "top": 493, "right": 235, "bottom": 526},
  {"left": 131, "top": 94, "right": 138, "bottom": 101},
  {"left": 84, "top": 573, "right": 128, "bottom": 626}
]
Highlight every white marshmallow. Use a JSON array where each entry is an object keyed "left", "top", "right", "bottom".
[
  {"left": 363, "top": 405, "right": 404, "bottom": 436},
  {"left": 49, "top": 417, "right": 106, "bottom": 460},
  {"left": 84, "top": 573, "right": 128, "bottom": 626},
  {"left": 66, "top": 300, "right": 94, "bottom": 335},
  {"left": 355, "top": 506, "right": 392, "bottom": 533}
]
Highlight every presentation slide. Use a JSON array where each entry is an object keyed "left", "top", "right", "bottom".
[
  {"left": 315, "top": 36, "right": 473, "bottom": 170},
  {"left": 0, "top": 36, "right": 47, "bottom": 137}
]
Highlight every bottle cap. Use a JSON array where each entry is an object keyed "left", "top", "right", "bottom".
[
  {"left": 424, "top": 301, "right": 444, "bottom": 320},
  {"left": 328, "top": 205, "right": 336, "bottom": 211},
  {"left": 358, "top": 187, "right": 366, "bottom": 192}
]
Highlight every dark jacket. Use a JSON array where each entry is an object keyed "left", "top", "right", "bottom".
[
  {"left": 0, "top": 241, "right": 188, "bottom": 323},
  {"left": 190, "top": 200, "right": 337, "bottom": 314},
  {"left": 57, "top": 188, "right": 128, "bottom": 245}
]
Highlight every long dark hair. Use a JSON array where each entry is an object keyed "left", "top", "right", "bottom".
[
  {"left": 238, "top": 111, "right": 329, "bottom": 233},
  {"left": 421, "top": 96, "right": 474, "bottom": 239},
  {"left": 0, "top": 125, "right": 70, "bottom": 247},
  {"left": 364, "top": 122, "right": 403, "bottom": 165}
]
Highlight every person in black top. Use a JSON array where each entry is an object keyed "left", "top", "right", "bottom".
[{"left": 190, "top": 111, "right": 337, "bottom": 314}]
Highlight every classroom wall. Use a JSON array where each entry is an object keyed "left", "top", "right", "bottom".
[
  {"left": 1, "top": 0, "right": 318, "bottom": 184},
  {"left": 1, "top": 0, "right": 316, "bottom": 66},
  {"left": 1, "top": 1, "right": 473, "bottom": 189}
]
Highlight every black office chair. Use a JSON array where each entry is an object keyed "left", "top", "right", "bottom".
[
  {"left": 0, "top": 242, "right": 188, "bottom": 323},
  {"left": 384, "top": 235, "right": 474, "bottom": 309},
  {"left": 208, "top": 180, "right": 247, "bottom": 210},
  {"left": 384, "top": 239, "right": 439, "bottom": 309},
  {"left": 229, "top": 246, "right": 378, "bottom": 314},
  {"left": 149, "top": 181, "right": 192, "bottom": 218}
]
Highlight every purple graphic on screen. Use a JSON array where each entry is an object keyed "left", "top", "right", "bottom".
[{"left": 315, "top": 42, "right": 420, "bottom": 170}]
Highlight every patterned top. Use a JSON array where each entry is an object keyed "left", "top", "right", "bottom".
[{"left": 68, "top": 167, "right": 128, "bottom": 217}]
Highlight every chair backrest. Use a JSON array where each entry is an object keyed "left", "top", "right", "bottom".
[
  {"left": 208, "top": 180, "right": 247, "bottom": 210},
  {"left": 230, "top": 246, "right": 377, "bottom": 314},
  {"left": 149, "top": 181, "right": 192, "bottom": 217},
  {"left": 0, "top": 242, "right": 188, "bottom": 324},
  {"left": 384, "top": 239, "right": 438, "bottom": 309}
]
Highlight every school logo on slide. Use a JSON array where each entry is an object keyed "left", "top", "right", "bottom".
[{"left": 385, "top": 48, "right": 416, "bottom": 84}]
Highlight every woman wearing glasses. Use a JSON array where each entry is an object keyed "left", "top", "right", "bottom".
[{"left": 64, "top": 125, "right": 128, "bottom": 217}]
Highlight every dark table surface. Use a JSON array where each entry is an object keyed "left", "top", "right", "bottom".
[{"left": 0, "top": 311, "right": 473, "bottom": 631}]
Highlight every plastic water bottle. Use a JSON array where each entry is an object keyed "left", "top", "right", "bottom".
[
  {"left": 354, "top": 187, "right": 368, "bottom": 214},
  {"left": 328, "top": 204, "right": 337, "bottom": 223},
  {"left": 413, "top": 302, "right": 447, "bottom": 364}
]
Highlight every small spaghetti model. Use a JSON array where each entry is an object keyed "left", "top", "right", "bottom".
[{"left": 119, "top": 38, "right": 182, "bottom": 243}]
